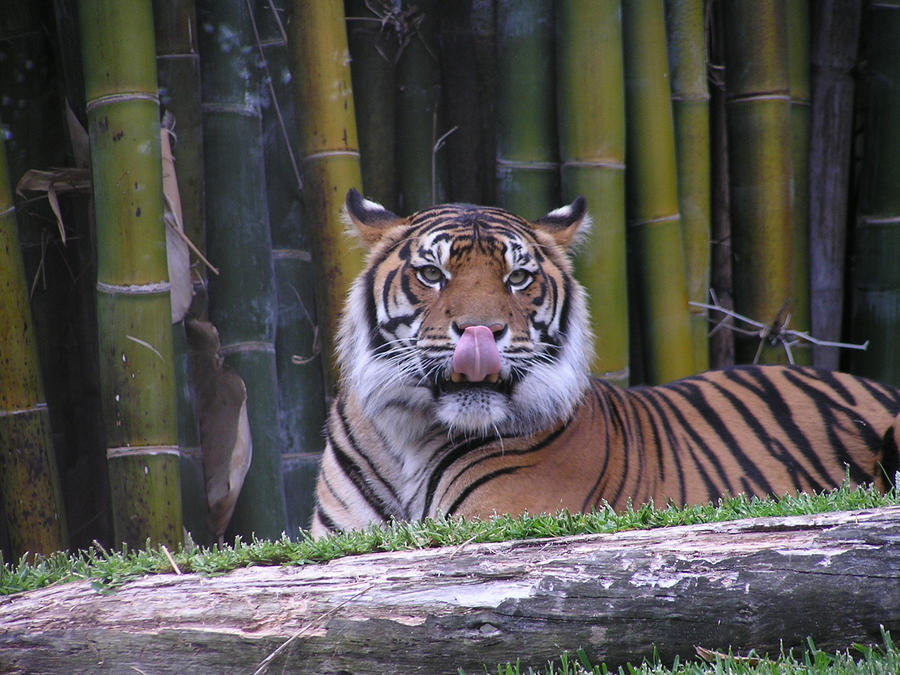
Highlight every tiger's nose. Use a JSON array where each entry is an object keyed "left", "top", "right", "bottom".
[{"left": 452, "top": 321, "right": 507, "bottom": 340}]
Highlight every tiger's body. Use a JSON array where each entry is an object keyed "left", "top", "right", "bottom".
[{"left": 311, "top": 191, "right": 900, "bottom": 536}]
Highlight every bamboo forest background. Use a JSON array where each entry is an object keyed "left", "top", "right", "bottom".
[{"left": 1, "top": 0, "right": 899, "bottom": 559}]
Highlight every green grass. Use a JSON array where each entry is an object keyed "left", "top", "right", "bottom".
[
  {"left": 476, "top": 630, "right": 899, "bottom": 675},
  {"left": 3, "top": 479, "right": 898, "bottom": 596}
]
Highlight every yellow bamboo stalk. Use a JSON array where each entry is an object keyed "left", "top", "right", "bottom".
[
  {"left": 724, "top": 1, "right": 793, "bottom": 365},
  {"left": 666, "top": 0, "right": 710, "bottom": 372},
  {"left": 0, "top": 137, "right": 68, "bottom": 558},
  {"left": 80, "top": 0, "right": 183, "bottom": 547},
  {"left": 623, "top": 0, "right": 695, "bottom": 383},
  {"left": 288, "top": 0, "right": 364, "bottom": 392},
  {"left": 557, "top": 0, "right": 629, "bottom": 386}
]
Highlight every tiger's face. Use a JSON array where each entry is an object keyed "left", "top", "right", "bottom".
[{"left": 338, "top": 189, "right": 594, "bottom": 441}]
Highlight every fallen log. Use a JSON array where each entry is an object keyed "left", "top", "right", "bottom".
[{"left": 2, "top": 507, "right": 899, "bottom": 674}]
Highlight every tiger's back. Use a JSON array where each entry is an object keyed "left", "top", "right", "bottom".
[
  {"left": 431, "top": 366, "right": 900, "bottom": 521},
  {"left": 310, "top": 191, "right": 900, "bottom": 536}
]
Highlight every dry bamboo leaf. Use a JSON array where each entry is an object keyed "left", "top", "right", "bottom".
[
  {"left": 160, "top": 112, "right": 193, "bottom": 323},
  {"left": 15, "top": 167, "right": 91, "bottom": 244},
  {"left": 65, "top": 99, "right": 90, "bottom": 169},
  {"left": 185, "top": 317, "right": 253, "bottom": 543}
]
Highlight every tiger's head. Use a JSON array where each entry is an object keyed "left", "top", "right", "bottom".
[{"left": 337, "top": 189, "right": 594, "bottom": 441}]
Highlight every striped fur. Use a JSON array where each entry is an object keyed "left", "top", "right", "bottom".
[{"left": 310, "top": 192, "right": 900, "bottom": 536}]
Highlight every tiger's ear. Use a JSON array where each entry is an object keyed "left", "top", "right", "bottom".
[
  {"left": 344, "top": 188, "right": 404, "bottom": 246},
  {"left": 533, "top": 196, "right": 591, "bottom": 250}
]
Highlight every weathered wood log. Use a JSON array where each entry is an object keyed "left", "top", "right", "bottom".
[{"left": 2, "top": 507, "right": 899, "bottom": 674}]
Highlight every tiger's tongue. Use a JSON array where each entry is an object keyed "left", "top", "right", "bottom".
[{"left": 452, "top": 325, "right": 502, "bottom": 383}]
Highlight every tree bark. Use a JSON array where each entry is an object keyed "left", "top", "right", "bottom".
[{"left": 2, "top": 507, "right": 899, "bottom": 674}]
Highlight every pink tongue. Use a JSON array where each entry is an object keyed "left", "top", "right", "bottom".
[{"left": 452, "top": 325, "right": 502, "bottom": 382}]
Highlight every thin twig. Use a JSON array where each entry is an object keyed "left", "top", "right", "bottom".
[
  {"left": 691, "top": 294, "right": 868, "bottom": 365},
  {"left": 246, "top": 0, "right": 303, "bottom": 192},
  {"left": 160, "top": 545, "right": 182, "bottom": 576},
  {"left": 253, "top": 584, "right": 373, "bottom": 674},
  {"left": 431, "top": 122, "right": 458, "bottom": 204}
]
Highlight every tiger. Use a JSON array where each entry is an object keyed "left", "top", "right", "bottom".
[{"left": 310, "top": 189, "right": 900, "bottom": 537}]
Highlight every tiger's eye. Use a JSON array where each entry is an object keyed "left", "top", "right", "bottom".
[
  {"left": 418, "top": 265, "right": 444, "bottom": 284},
  {"left": 507, "top": 269, "right": 532, "bottom": 288}
]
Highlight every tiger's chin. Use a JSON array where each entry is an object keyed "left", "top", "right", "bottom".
[{"left": 433, "top": 381, "right": 514, "bottom": 437}]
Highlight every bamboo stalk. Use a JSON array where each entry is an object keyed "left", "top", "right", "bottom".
[
  {"left": 622, "top": 0, "right": 694, "bottom": 384},
  {"left": 665, "top": 0, "right": 710, "bottom": 372},
  {"left": 153, "top": 0, "right": 205, "bottom": 278},
  {"left": 809, "top": 1, "right": 862, "bottom": 370},
  {"left": 849, "top": 0, "right": 900, "bottom": 385},
  {"left": 786, "top": 0, "right": 811, "bottom": 366},
  {"left": 198, "top": 0, "right": 286, "bottom": 541},
  {"left": 288, "top": 0, "right": 364, "bottom": 392},
  {"left": 438, "top": 0, "right": 486, "bottom": 204},
  {"left": 153, "top": 0, "right": 210, "bottom": 545},
  {"left": 394, "top": 0, "right": 446, "bottom": 211},
  {"left": 2, "top": 1, "right": 112, "bottom": 551},
  {"left": 707, "top": 0, "right": 734, "bottom": 369},
  {"left": 723, "top": 0, "right": 793, "bottom": 365},
  {"left": 0, "top": 136, "right": 69, "bottom": 558},
  {"left": 346, "top": 0, "right": 398, "bottom": 209},
  {"left": 80, "top": 0, "right": 183, "bottom": 547},
  {"left": 556, "top": 0, "right": 629, "bottom": 386},
  {"left": 495, "top": 0, "right": 559, "bottom": 219},
  {"left": 256, "top": 0, "right": 327, "bottom": 535}
]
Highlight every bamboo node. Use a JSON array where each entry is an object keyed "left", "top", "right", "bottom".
[
  {"left": 106, "top": 445, "right": 181, "bottom": 459},
  {"left": 200, "top": 102, "right": 260, "bottom": 118},
  {"left": 219, "top": 341, "right": 277, "bottom": 356},
  {"left": 561, "top": 159, "right": 626, "bottom": 170},
  {"left": 300, "top": 150, "right": 362, "bottom": 163},
  {"left": 0, "top": 403, "right": 49, "bottom": 418},
  {"left": 495, "top": 159, "right": 560, "bottom": 171},
  {"left": 96, "top": 280, "right": 171, "bottom": 295},
  {"left": 627, "top": 213, "right": 681, "bottom": 228},
  {"left": 85, "top": 92, "right": 160, "bottom": 112},
  {"left": 272, "top": 248, "right": 313, "bottom": 262}
]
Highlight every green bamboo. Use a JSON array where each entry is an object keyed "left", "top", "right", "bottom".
[
  {"left": 80, "top": 0, "right": 183, "bottom": 547},
  {"left": 438, "top": 0, "right": 487, "bottom": 203},
  {"left": 198, "top": 0, "right": 286, "bottom": 540},
  {"left": 0, "top": 136, "right": 69, "bottom": 558},
  {"left": 346, "top": 0, "right": 398, "bottom": 209},
  {"left": 850, "top": 0, "right": 900, "bottom": 385},
  {"left": 707, "top": 0, "right": 734, "bottom": 369},
  {"left": 256, "top": 0, "right": 327, "bottom": 535},
  {"left": 786, "top": 0, "right": 811, "bottom": 366},
  {"left": 495, "top": 0, "right": 559, "bottom": 219},
  {"left": 153, "top": 0, "right": 211, "bottom": 545},
  {"left": 622, "top": 0, "right": 694, "bottom": 384},
  {"left": 809, "top": 0, "right": 862, "bottom": 370},
  {"left": 723, "top": 1, "right": 793, "bottom": 365},
  {"left": 665, "top": 0, "right": 710, "bottom": 372},
  {"left": 288, "top": 0, "right": 364, "bottom": 392},
  {"left": 153, "top": 0, "right": 204, "bottom": 274},
  {"left": 472, "top": 0, "right": 499, "bottom": 205},
  {"left": 556, "top": 0, "right": 629, "bottom": 386},
  {"left": 395, "top": 0, "right": 447, "bottom": 211},
  {"left": 2, "top": 2, "right": 111, "bottom": 552}
]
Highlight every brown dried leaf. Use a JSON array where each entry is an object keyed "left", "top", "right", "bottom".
[
  {"left": 161, "top": 112, "right": 193, "bottom": 323},
  {"left": 15, "top": 167, "right": 91, "bottom": 245},
  {"left": 186, "top": 317, "right": 253, "bottom": 542}
]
